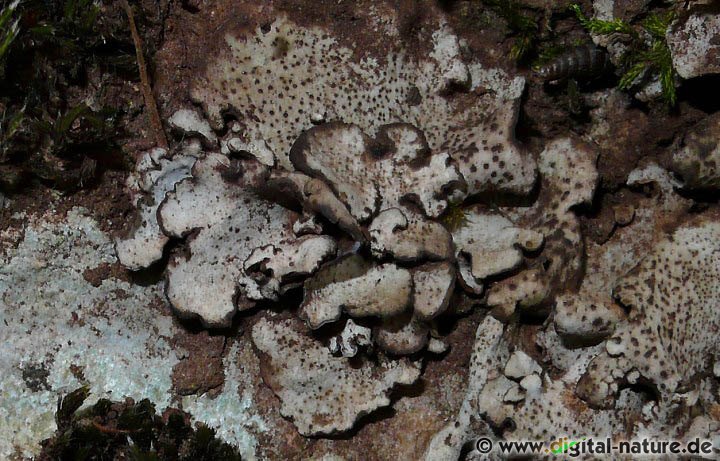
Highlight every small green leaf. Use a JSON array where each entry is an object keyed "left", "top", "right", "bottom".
[
  {"left": 660, "top": 62, "right": 676, "bottom": 106},
  {"left": 29, "top": 24, "right": 57, "bottom": 38},
  {"left": 55, "top": 105, "right": 90, "bottom": 136},
  {"left": 1, "top": 109, "right": 24, "bottom": 141},
  {"left": 56, "top": 386, "right": 90, "bottom": 426},
  {"left": 618, "top": 61, "right": 646, "bottom": 89},
  {"left": 642, "top": 11, "right": 676, "bottom": 39},
  {"left": 570, "top": 4, "right": 635, "bottom": 37}
]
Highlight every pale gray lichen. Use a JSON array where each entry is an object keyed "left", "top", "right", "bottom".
[
  {"left": 115, "top": 146, "right": 198, "bottom": 270},
  {"left": 328, "top": 319, "right": 373, "bottom": 358},
  {"left": 369, "top": 208, "right": 453, "bottom": 262},
  {"left": 412, "top": 261, "right": 456, "bottom": 321},
  {"left": 180, "top": 341, "right": 269, "bottom": 459},
  {"left": 111, "top": 5, "right": 720, "bottom": 448},
  {"left": 0, "top": 209, "right": 179, "bottom": 459},
  {"left": 1, "top": 207, "right": 273, "bottom": 459},
  {"left": 577, "top": 213, "right": 720, "bottom": 409},
  {"left": 290, "top": 122, "right": 462, "bottom": 221},
  {"left": 486, "top": 138, "right": 599, "bottom": 320},
  {"left": 299, "top": 262, "right": 412, "bottom": 329},
  {"left": 452, "top": 205, "right": 543, "bottom": 295},
  {"left": 423, "top": 314, "right": 508, "bottom": 461},
  {"left": 191, "top": 15, "right": 535, "bottom": 196},
  {"left": 667, "top": 6, "right": 720, "bottom": 79},
  {"left": 281, "top": 121, "right": 464, "bottom": 356},
  {"left": 117, "top": 10, "right": 538, "bottom": 348},
  {"left": 251, "top": 317, "right": 421, "bottom": 436},
  {"left": 10, "top": 2, "right": 720, "bottom": 457},
  {"left": 159, "top": 153, "right": 335, "bottom": 327},
  {"left": 266, "top": 170, "right": 364, "bottom": 241},
  {"left": 220, "top": 120, "right": 276, "bottom": 167},
  {"left": 168, "top": 108, "right": 218, "bottom": 146},
  {"left": 423, "top": 159, "right": 720, "bottom": 461},
  {"left": 553, "top": 163, "right": 692, "bottom": 346},
  {"left": 425, "top": 211, "right": 720, "bottom": 458}
]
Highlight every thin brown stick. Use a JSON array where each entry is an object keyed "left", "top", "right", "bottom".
[
  {"left": 92, "top": 420, "right": 133, "bottom": 435},
  {"left": 122, "top": 0, "right": 168, "bottom": 149}
]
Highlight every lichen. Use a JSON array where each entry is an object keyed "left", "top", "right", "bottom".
[
  {"left": 251, "top": 317, "right": 421, "bottom": 436},
  {"left": 0, "top": 208, "right": 179, "bottom": 459},
  {"left": 102, "top": 3, "right": 720, "bottom": 450},
  {"left": 578, "top": 213, "right": 720, "bottom": 408}
]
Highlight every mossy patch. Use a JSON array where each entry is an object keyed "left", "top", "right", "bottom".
[
  {"left": 39, "top": 387, "right": 243, "bottom": 461},
  {"left": 0, "top": 0, "right": 140, "bottom": 191},
  {"left": 571, "top": 4, "right": 678, "bottom": 106}
]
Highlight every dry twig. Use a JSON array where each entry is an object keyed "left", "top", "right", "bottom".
[{"left": 122, "top": 0, "right": 168, "bottom": 149}]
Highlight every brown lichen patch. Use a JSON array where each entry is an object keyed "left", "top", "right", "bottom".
[
  {"left": 21, "top": 363, "right": 51, "bottom": 392},
  {"left": 58, "top": 171, "right": 135, "bottom": 237},
  {"left": 1, "top": 171, "right": 135, "bottom": 239},
  {"left": 171, "top": 330, "right": 227, "bottom": 397},
  {"left": 82, "top": 262, "right": 131, "bottom": 288},
  {"left": 595, "top": 108, "right": 651, "bottom": 189},
  {"left": 560, "top": 385, "right": 590, "bottom": 418},
  {"left": 512, "top": 323, "right": 544, "bottom": 366},
  {"left": 421, "top": 310, "right": 483, "bottom": 413},
  {"left": 0, "top": 186, "right": 57, "bottom": 235},
  {"left": 709, "top": 404, "right": 720, "bottom": 422},
  {"left": 69, "top": 364, "right": 86, "bottom": 383},
  {"left": 591, "top": 94, "right": 707, "bottom": 190}
]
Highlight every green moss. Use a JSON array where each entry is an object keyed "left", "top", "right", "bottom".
[
  {"left": 0, "top": 1, "right": 20, "bottom": 71},
  {"left": 532, "top": 42, "right": 565, "bottom": 69},
  {"left": 441, "top": 200, "right": 468, "bottom": 231},
  {"left": 0, "top": 0, "right": 135, "bottom": 190},
  {"left": 486, "top": 0, "right": 539, "bottom": 61},
  {"left": 571, "top": 4, "right": 677, "bottom": 106},
  {"left": 570, "top": 4, "right": 636, "bottom": 36},
  {"left": 40, "top": 387, "right": 243, "bottom": 461}
]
